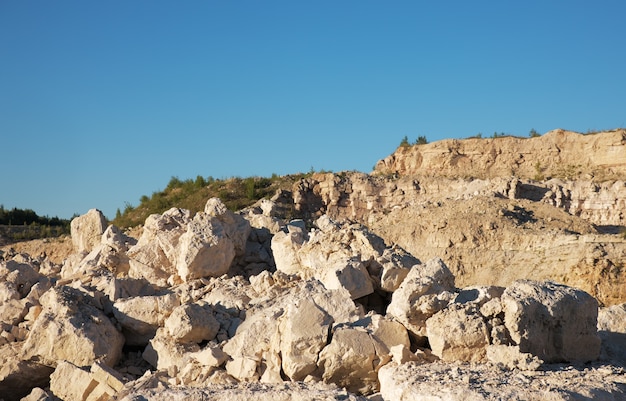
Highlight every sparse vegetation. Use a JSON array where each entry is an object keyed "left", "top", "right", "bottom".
[
  {"left": 533, "top": 161, "right": 545, "bottom": 181},
  {"left": 399, "top": 136, "right": 410, "bottom": 148},
  {"left": 415, "top": 136, "right": 428, "bottom": 145},
  {"left": 529, "top": 128, "right": 540, "bottom": 138},
  {"left": 0, "top": 206, "right": 71, "bottom": 243},
  {"left": 111, "top": 173, "right": 315, "bottom": 228}
]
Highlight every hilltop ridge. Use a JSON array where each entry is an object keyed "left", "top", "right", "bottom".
[{"left": 375, "top": 129, "right": 626, "bottom": 181}]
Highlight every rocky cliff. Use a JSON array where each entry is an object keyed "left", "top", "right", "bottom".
[
  {"left": 288, "top": 170, "right": 626, "bottom": 306},
  {"left": 375, "top": 129, "right": 626, "bottom": 181},
  {"left": 1, "top": 129, "right": 626, "bottom": 400}
]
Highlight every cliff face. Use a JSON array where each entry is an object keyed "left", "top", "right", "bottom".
[
  {"left": 374, "top": 129, "right": 626, "bottom": 181},
  {"left": 289, "top": 130, "right": 626, "bottom": 305}
]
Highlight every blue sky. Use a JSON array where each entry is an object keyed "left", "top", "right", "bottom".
[{"left": 1, "top": 1, "right": 625, "bottom": 220}]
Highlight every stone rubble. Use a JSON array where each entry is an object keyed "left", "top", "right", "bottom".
[{"left": 0, "top": 196, "right": 624, "bottom": 400}]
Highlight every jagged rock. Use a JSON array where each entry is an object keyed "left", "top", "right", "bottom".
[
  {"left": 49, "top": 360, "right": 125, "bottom": 401},
  {"left": 223, "top": 279, "right": 362, "bottom": 383},
  {"left": 386, "top": 257, "right": 456, "bottom": 344},
  {"left": 317, "top": 314, "right": 408, "bottom": 395},
  {"left": 272, "top": 216, "right": 417, "bottom": 300},
  {"left": 0, "top": 343, "right": 54, "bottom": 401},
  {"left": 21, "top": 286, "right": 125, "bottom": 368},
  {"left": 426, "top": 303, "right": 490, "bottom": 362},
  {"left": 176, "top": 211, "right": 236, "bottom": 281},
  {"left": 598, "top": 303, "right": 626, "bottom": 365},
  {"left": 486, "top": 344, "right": 543, "bottom": 371},
  {"left": 142, "top": 328, "right": 201, "bottom": 370},
  {"left": 112, "top": 292, "right": 180, "bottom": 346},
  {"left": 165, "top": 302, "right": 220, "bottom": 344},
  {"left": 19, "top": 387, "right": 56, "bottom": 401},
  {"left": 204, "top": 197, "right": 252, "bottom": 257},
  {"left": 70, "top": 209, "right": 107, "bottom": 253},
  {"left": 127, "top": 207, "right": 191, "bottom": 286},
  {"left": 117, "top": 381, "right": 369, "bottom": 401},
  {"left": 378, "top": 361, "right": 626, "bottom": 401},
  {"left": 502, "top": 280, "right": 601, "bottom": 363},
  {"left": 127, "top": 199, "right": 249, "bottom": 286}
]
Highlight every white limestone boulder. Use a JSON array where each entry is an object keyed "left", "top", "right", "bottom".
[
  {"left": 278, "top": 297, "right": 334, "bottom": 381},
  {"left": 176, "top": 211, "right": 235, "bottom": 281},
  {"left": 70, "top": 208, "right": 107, "bottom": 253},
  {"left": 317, "top": 314, "right": 408, "bottom": 395},
  {"left": 425, "top": 303, "right": 490, "bottom": 362},
  {"left": 112, "top": 292, "right": 180, "bottom": 346},
  {"left": 204, "top": 197, "right": 251, "bottom": 257},
  {"left": 21, "top": 286, "right": 125, "bottom": 368},
  {"left": 486, "top": 344, "right": 543, "bottom": 370},
  {"left": 386, "top": 257, "right": 456, "bottom": 343},
  {"left": 501, "top": 280, "right": 601, "bottom": 363},
  {"left": 142, "top": 328, "right": 201, "bottom": 371},
  {"left": 49, "top": 360, "right": 125, "bottom": 401},
  {"left": 127, "top": 208, "right": 191, "bottom": 286},
  {"left": 165, "top": 302, "right": 220, "bottom": 344},
  {"left": 223, "top": 279, "right": 362, "bottom": 383},
  {"left": 0, "top": 343, "right": 54, "bottom": 401},
  {"left": 272, "top": 216, "right": 418, "bottom": 300},
  {"left": 597, "top": 303, "right": 626, "bottom": 364}
]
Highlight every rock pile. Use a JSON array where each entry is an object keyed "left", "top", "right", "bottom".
[{"left": 1, "top": 199, "right": 625, "bottom": 400}]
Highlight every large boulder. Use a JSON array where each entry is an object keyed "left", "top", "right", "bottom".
[
  {"left": 386, "top": 257, "right": 456, "bottom": 343},
  {"left": 176, "top": 211, "right": 236, "bottom": 281},
  {"left": 317, "top": 314, "right": 409, "bottom": 395},
  {"left": 165, "top": 302, "right": 221, "bottom": 344},
  {"left": 597, "top": 303, "right": 626, "bottom": 364},
  {"left": 127, "top": 208, "right": 191, "bottom": 286},
  {"left": 378, "top": 361, "right": 626, "bottom": 401},
  {"left": 425, "top": 303, "right": 490, "bottom": 362},
  {"left": 127, "top": 199, "right": 250, "bottom": 286},
  {"left": 70, "top": 209, "right": 108, "bottom": 253},
  {"left": 0, "top": 343, "right": 54, "bottom": 401},
  {"left": 49, "top": 360, "right": 125, "bottom": 401},
  {"left": 112, "top": 292, "right": 180, "bottom": 346},
  {"left": 271, "top": 216, "right": 418, "bottom": 300},
  {"left": 21, "top": 286, "right": 125, "bottom": 368},
  {"left": 501, "top": 280, "right": 601, "bottom": 363},
  {"left": 223, "top": 279, "right": 362, "bottom": 383}
]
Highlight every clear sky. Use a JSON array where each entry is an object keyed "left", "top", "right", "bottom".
[{"left": 1, "top": 1, "right": 625, "bottom": 220}]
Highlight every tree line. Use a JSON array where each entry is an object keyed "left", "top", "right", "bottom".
[{"left": 0, "top": 205, "right": 70, "bottom": 227}]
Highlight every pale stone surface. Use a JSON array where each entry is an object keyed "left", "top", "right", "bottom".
[
  {"left": 21, "top": 286, "right": 125, "bottom": 368},
  {"left": 112, "top": 292, "right": 180, "bottom": 346},
  {"left": 502, "top": 280, "right": 601, "bottom": 363},
  {"left": 378, "top": 361, "right": 626, "bottom": 401},
  {"left": 486, "top": 344, "right": 543, "bottom": 371},
  {"left": 224, "top": 279, "right": 362, "bottom": 383},
  {"left": 70, "top": 209, "right": 108, "bottom": 253},
  {"left": 18, "top": 387, "right": 56, "bottom": 401},
  {"left": 279, "top": 297, "right": 333, "bottom": 381},
  {"left": 317, "top": 314, "right": 409, "bottom": 394},
  {"left": 118, "top": 381, "right": 369, "bottom": 401},
  {"left": 386, "top": 257, "right": 456, "bottom": 343},
  {"left": 272, "top": 216, "right": 417, "bottom": 300},
  {"left": 176, "top": 211, "right": 236, "bottom": 281},
  {"left": 142, "top": 328, "right": 201, "bottom": 370},
  {"left": 0, "top": 343, "right": 53, "bottom": 401},
  {"left": 426, "top": 303, "right": 490, "bottom": 362},
  {"left": 204, "top": 197, "right": 251, "bottom": 257},
  {"left": 49, "top": 360, "right": 126, "bottom": 401},
  {"left": 165, "top": 302, "right": 220, "bottom": 344},
  {"left": 597, "top": 303, "right": 626, "bottom": 365}
]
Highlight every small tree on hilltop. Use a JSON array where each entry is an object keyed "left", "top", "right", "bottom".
[
  {"left": 399, "top": 136, "right": 410, "bottom": 148},
  {"left": 529, "top": 128, "right": 540, "bottom": 138},
  {"left": 415, "top": 135, "right": 428, "bottom": 145}
]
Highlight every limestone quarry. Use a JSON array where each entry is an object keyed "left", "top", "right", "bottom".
[{"left": 1, "top": 129, "right": 625, "bottom": 400}]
